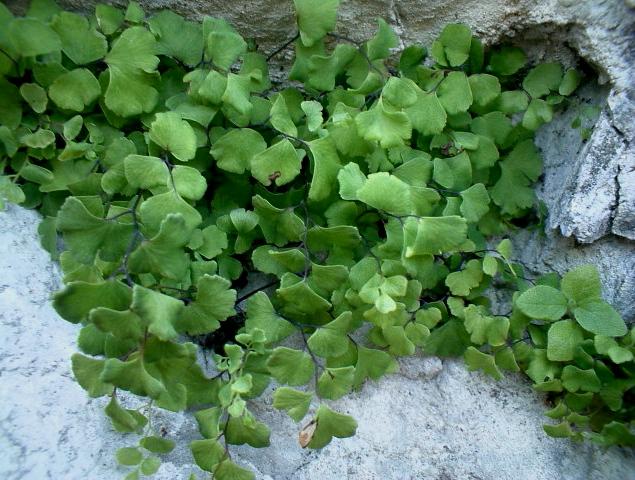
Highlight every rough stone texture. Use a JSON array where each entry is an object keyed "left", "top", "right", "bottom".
[
  {"left": 2, "top": 204, "right": 635, "bottom": 479},
  {"left": 0, "top": 205, "right": 199, "bottom": 480},
  {"left": 512, "top": 81, "right": 635, "bottom": 321}
]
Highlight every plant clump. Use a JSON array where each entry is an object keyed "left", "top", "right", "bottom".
[{"left": 0, "top": 0, "right": 633, "bottom": 478}]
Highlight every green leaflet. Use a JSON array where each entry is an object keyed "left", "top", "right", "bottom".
[
  {"left": 131, "top": 285, "right": 184, "bottom": 341},
  {"left": 431, "top": 23, "right": 472, "bottom": 67},
  {"left": 445, "top": 260, "right": 483, "bottom": 297},
  {"left": 463, "top": 305, "right": 509, "bottom": 346},
  {"left": 225, "top": 415, "right": 270, "bottom": 447},
  {"left": 437, "top": 72, "right": 473, "bottom": 115},
  {"left": 366, "top": 18, "right": 398, "bottom": 61},
  {"left": 139, "top": 190, "right": 203, "bottom": 236},
  {"left": 307, "top": 312, "right": 353, "bottom": 357},
  {"left": 403, "top": 216, "right": 468, "bottom": 256},
  {"left": 306, "top": 405, "right": 357, "bottom": 449},
  {"left": 573, "top": 301, "right": 627, "bottom": 337},
  {"left": 9, "top": 18, "right": 61, "bottom": 57},
  {"left": 148, "top": 10, "right": 203, "bottom": 66},
  {"left": 267, "top": 347, "right": 315, "bottom": 386},
  {"left": 464, "top": 346, "right": 502, "bottom": 380},
  {"left": 71, "top": 353, "right": 114, "bottom": 397},
  {"left": 307, "top": 135, "right": 341, "bottom": 202},
  {"left": 95, "top": 4, "right": 124, "bottom": 35},
  {"left": 116, "top": 447, "right": 143, "bottom": 466},
  {"left": 53, "top": 280, "right": 132, "bottom": 323},
  {"left": 105, "top": 396, "right": 147, "bottom": 433},
  {"left": 301, "top": 100, "right": 324, "bottom": 132},
  {"left": 488, "top": 46, "right": 526, "bottom": 76},
  {"left": 516, "top": 285, "right": 567, "bottom": 321},
  {"left": 355, "top": 98, "right": 412, "bottom": 148},
  {"left": 205, "top": 20, "right": 247, "bottom": 71},
  {"left": 211, "top": 128, "right": 266, "bottom": 174},
  {"left": 547, "top": 320, "right": 583, "bottom": 362},
  {"left": 433, "top": 151, "right": 472, "bottom": 191},
  {"left": 294, "top": 0, "right": 340, "bottom": 47},
  {"left": 522, "top": 99, "right": 553, "bottom": 131},
  {"left": 21, "top": 129, "right": 55, "bottom": 149},
  {"left": 317, "top": 366, "right": 355, "bottom": 399},
  {"left": 56, "top": 197, "right": 133, "bottom": 263},
  {"left": 251, "top": 139, "right": 302, "bottom": 187},
  {"left": 490, "top": 140, "right": 543, "bottom": 216},
  {"left": 245, "top": 292, "right": 295, "bottom": 345},
  {"left": 356, "top": 172, "right": 413, "bottom": 215},
  {"left": 101, "top": 355, "right": 167, "bottom": 398},
  {"left": 104, "top": 26, "right": 159, "bottom": 117},
  {"left": 190, "top": 438, "right": 225, "bottom": 472},
  {"left": 559, "top": 69, "right": 582, "bottom": 96},
  {"left": 353, "top": 346, "right": 398, "bottom": 388},
  {"left": 459, "top": 183, "right": 490, "bottom": 222},
  {"left": 270, "top": 94, "right": 298, "bottom": 137},
  {"left": 523, "top": 63, "right": 563, "bottom": 98},
  {"left": 406, "top": 88, "right": 447, "bottom": 136},
  {"left": 20, "top": 83, "right": 47, "bottom": 113},
  {"left": 561, "top": 264, "right": 602, "bottom": 305},
  {"left": 176, "top": 275, "right": 236, "bottom": 335},
  {"left": 140, "top": 435, "right": 176, "bottom": 453},
  {"left": 49, "top": 69, "right": 101, "bottom": 112},
  {"left": 51, "top": 11, "right": 107, "bottom": 64},
  {"left": 253, "top": 195, "right": 304, "bottom": 246},
  {"left": 124, "top": 155, "right": 168, "bottom": 189},
  {"left": 149, "top": 112, "right": 197, "bottom": 162},
  {"left": 273, "top": 387, "right": 312, "bottom": 421},
  {"left": 468, "top": 74, "right": 501, "bottom": 106}
]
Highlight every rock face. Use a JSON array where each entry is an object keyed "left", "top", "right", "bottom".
[
  {"left": 1, "top": 0, "right": 635, "bottom": 478},
  {"left": 2, "top": 205, "right": 635, "bottom": 479}
]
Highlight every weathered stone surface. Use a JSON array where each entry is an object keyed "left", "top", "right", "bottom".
[
  {"left": 2, "top": 204, "right": 635, "bottom": 480},
  {"left": 515, "top": 81, "right": 635, "bottom": 321}
]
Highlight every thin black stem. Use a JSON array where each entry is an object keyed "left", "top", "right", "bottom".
[
  {"left": 326, "top": 32, "right": 385, "bottom": 77},
  {"left": 266, "top": 32, "right": 300, "bottom": 62},
  {"left": 105, "top": 209, "right": 134, "bottom": 221},
  {"left": 0, "top": 47, "right": 18, "bottom": 68},
  {"left": 300, "top": 331, "right": 322, "bottom": 397},
  {"left": 359, "top": 231, "right": 382, "bottom": 271},
  {"left": 300, "top": 201, "right": 311, "bottom": 279},
  {"left": 163, "top": 156, "right": 177, "bottom": 191},
  {"left": 326, "top": 33, "right": 363, "bottom": 46},
  {"left": 235, "top": 279, "right": 280, "bottom": 304},
  {"left": 112, "top": 194, "right": 143, "bottom": 286},
  {"left": 280, "top": 132, "right": 311, "bottom": 149}
]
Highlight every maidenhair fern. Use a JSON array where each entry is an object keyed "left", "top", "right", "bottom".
[{"left": 0, "top": 0, "right": 633, "bottom": 478}]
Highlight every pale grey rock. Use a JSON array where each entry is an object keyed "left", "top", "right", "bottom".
[
  {"left": 0, "top": 205, "right": 204, "bottom": 480},
  {"left": 517, "top": 81, "right": 635, "bottom": 321},
  {"left": 512, "top": 228, "right": 635, "bottom": 321},
  {"left": 233, "top": 358, "right": 635, "bottom": 480},
  {"left": 2, "top": 205, "right": 635, "bottom": 480}
]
